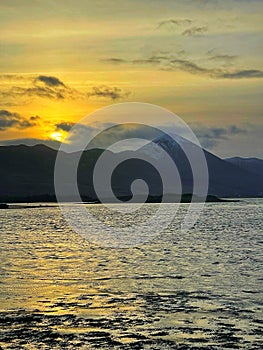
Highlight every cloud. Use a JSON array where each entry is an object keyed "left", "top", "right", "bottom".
[
  {"left": 25, "top": 75, "right": 78, "bottom": 99},
  {"left": 182, "top": 26, "right": 208, "bottom": 36},
  {"left": 102, "top": 58, "right": 127, "bottom": 64},
  {"left": 169, "top": 59, "right": 213, "bottom": 75},
  {"left": 0, "top": 124, "right": 156, "bottom": 152},
  {"left": 103, "top": 55, "right": 170, "bottom": 66},
  {"left": 132, "top": 58, "right": 162, "bottom": 65},
  {"left": 208, "top": 54, "right": 237, "bottom": 63},
  {"left": 0, "top": 110, "right": 39, "bottom": 131},
  {"left": 156, "top": 19, "right": 209, "bottom": 37},
  {"left": 220, "top": 69, "right": 263, "bottom": 79},
  {"left": 87, "top": 85, "right": 130, "bottom": 100},
  {"left": 157, "top": 18, "right": 192, "bottom": 30},
  {"left": 166, "top": 58, "right": 263, "bottom": 79},
  {"left": 30, "top": 115, "right": 41, "bottom": 122},
  {"left": 0, "top": 75, "right": 131, "bottom": 104},
  {"left": 10, "top": 85, "right": 69, "bottom": 100},
  {"left": 192, "top": 124, "right": 246, "bottom": 149},
  {"left": 0, "top": 74, "right": 27, "bottom": 81},
  {"left": 0, "top": 75, "right": 80, "bottom": 101},
  {"left": 55, "top": 122, "right": 75, "bottom": 132},
  {"left": 101, "top": 53, "right": 263, "bottom": 80},
  {"left": 0, "top": 122, "right": 258, "bottom": 157},
  {"left": 36, "top": 75, "right": 65, "bottom": 87},
  {"left": 103, "top": 55, "right": 211, "bottom": 75}
]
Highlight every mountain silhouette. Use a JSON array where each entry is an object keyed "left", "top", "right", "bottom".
[
  {"left": 225, "top": 157, "right": 263, "bottom": 177},
  {"left": 0, "top": 137, "right": 262, "bottom": 202}
]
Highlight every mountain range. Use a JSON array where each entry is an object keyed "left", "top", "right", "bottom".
[
  {"left": 225, "top": 157, "right": 263, "bottom": 176},
  {"left": 0, "top": 134, "right": 262, "bottom": 202}
]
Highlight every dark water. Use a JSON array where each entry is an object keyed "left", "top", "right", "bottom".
[{"left": 0, "top": 200, "right": 262, "bottom": 349}]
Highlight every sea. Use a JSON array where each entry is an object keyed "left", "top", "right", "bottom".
[{"left": 0, "top": 199, "right": 262, "bottom": 349}]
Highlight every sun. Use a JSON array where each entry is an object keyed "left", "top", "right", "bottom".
[{"left": 49, "top": 131, "right": 64, "bottom": 142}]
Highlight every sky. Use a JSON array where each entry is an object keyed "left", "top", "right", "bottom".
[{"left": 0, "top": 0, "right": 262, "bottom": 158}]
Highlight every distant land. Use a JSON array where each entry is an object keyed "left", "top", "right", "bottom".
[
  {"left": 0, "top": 194, "right": 234, "bottom": 206},
  {"left": 225, "top": 157, "right": 263, "bottom": 176},
  {"left": 0, "top": 135, "right": 262, "bottom": 203}
]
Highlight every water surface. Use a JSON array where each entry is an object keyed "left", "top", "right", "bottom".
[{"left": 0, "top": 200, "right": 262, "bottom": 349}]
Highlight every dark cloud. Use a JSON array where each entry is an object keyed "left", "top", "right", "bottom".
[
  {"left": 228, "top": 125, "right": 245, "bottom": 134},
  {"left": 0, "top": 122, "right": 255, "bottom": 156},
  {"left": 105, "top": 55, "right": 208, "bottom": 73},
  {"left": 103, "top": 54, "right": 173, "bottom": 65},
  {"left": 132, "top": 58, "right": 161, "bottom": 65},
  {"left": 169, "top": 59, "right": 212, "bottom": 75},
  {"left": 9, "top": 85, "right": 68, "bottom": 100},
  {"left": 101, "top": 53, "right": 263, "bottom": 80},
  {"left": 192, "top": 124, "right": 246, "bottom": 149},
  {"left": 182, "top": 26, "right": 208, "bottom": 36},
  {"left": 0, "top": 110, "right": 38, "bottom": 131},
  {"left": 50, "top": 121, "right": 249, "bottom": 153},
  {"left": 102, "top": 58, "right": 127, "bottom": 64},
  {"left": 208, "top": 54, "right": 237, "bottom": 62},
  {"left": 88, "top": 85, "right": 130, "bottom": 100},
  {"left": 0, "top": 75, "right": 80, "bottom": 101},
  {"left": 30, "top": 76, "right": 78, "bottom": 99},
  {"left": 220, "top": 69, "right": 263, "bottom": 79},
  {"left": 30, "top": 115, "right": 41, "bottom": 122},
  {"left": 157, "top": 18, "right": 192, "bottom": 30},
  {"left": 61, "top": 122, "right": 161, "bottom": 152},
  {"left": 56, "top": 122, "right": 75, "bottom": 132},
  {"left": 0, "top": 75, "right": 132, "bottom": 103},
  {"left": 36, "top": 75, "right": 65, "bottom": 87},
  {"left": 165, "top": 58, "right": 263, "bottom": 80}
]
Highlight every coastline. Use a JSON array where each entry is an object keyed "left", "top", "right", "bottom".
[{"left": 0, "top": 193, "right": 242, "bottom": 209}]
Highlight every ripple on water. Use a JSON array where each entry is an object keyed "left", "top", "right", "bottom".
[{"left": 0, "top": 200, "right": 263, "bottom": 349}]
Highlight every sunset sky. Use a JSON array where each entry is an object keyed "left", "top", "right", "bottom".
[{"left": 0, "top": 0, "right": 262, "bottom": 158}]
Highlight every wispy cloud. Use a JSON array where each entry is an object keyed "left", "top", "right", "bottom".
[
  {"left": 132, "top": 58, "right": 162, "bottom": 65},
  {"left": 156, "top": 18, "right": 209, "bottom": 37},
  {"left": 102, "top": 53, "right": 263, "bottom": 80},
  {"left": 0, "top": 110, "right": 39, "bottom": 131},
  {"left": 182, "top": 26, "right": 208, "bottom": 36},
  {"left": 0, "top": 75, "right": 79, "bottom": 102},
  {"left": 168, "top": 59, "right": 263, "bottom": 79},
  {"left": 192, "top": 123, "right": 246, "bottom": 149},
  {"left": 168, "top": 59, "right": 213, "bottom": 75},
  {"left": 220, "top": 69, "right": 263, "bottom": 79},
  {"left": 208, "top": 54, "right": 237, "bottom": 63},
  {"left": 0, "top": 75, "right": 131, "bottom": 104},
  {"left": 156, "top": 18, "right": 192, "bottom": 30},
  {"left": 87, "top": 85, "right": 130, "bottom": 100},
  {"left": 0, "top": 74, "right": 27, "bottom": 81},
  {"left": 134, "top": 54, "right": 263, "bottom": 80},
  {"left": 102, "top": 58, "right": 127, "bottom": 64}
]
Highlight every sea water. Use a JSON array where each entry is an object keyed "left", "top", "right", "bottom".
[{"left": 0, "top": 200, "right": 262, "bottom": 349}]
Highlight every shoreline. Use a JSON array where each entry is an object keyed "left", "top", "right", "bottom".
[{"left": 0, "top": 194, "right": 243, "bottom": 209}]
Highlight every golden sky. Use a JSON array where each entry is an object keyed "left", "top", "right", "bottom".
[{"left": 0, "top": 0, "right": 262, "bottom": 157}]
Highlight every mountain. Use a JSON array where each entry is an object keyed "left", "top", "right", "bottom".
[
  {"left": 0, "top": 144, "right": 105, "bottom": 200},
  {"left": 138, "top": 134, "right": 263, "bottom": 197},
  {"left": 225, "top": 157, "right": 263, "bottom": 177},
  {"left": 0, "top": 137, "right": 262, "bottom": 202}
]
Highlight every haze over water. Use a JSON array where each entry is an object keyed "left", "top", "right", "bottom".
[{"left": 0, "top": 200, "right": 262, "bottom": 349}]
